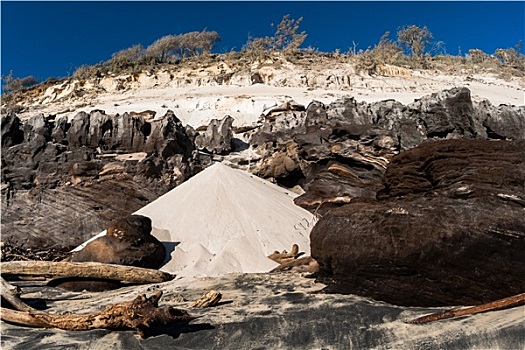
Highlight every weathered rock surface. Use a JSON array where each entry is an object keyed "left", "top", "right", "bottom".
[
  {"left": 246, "top": 87, "right": 525, "bottom": 215},
  {"left": 68, "top": 214, "right": 165, "bottom": 268},
  {"left": 2, "top": 87, "right": 524, "bottom": 256},
  {"left": 194, "top": 116, "right": 234, "bottom": 154},
  {"left": 1, "top": 180, "right": 163, "bottom": 251},
  {"left": 1, "top": 273, "right": 523, "bottom": 349},
  {"left": 311, "top": 139, "right": 525, "bottom": 307},
  {"left": 1, "top": 110, "right": 204, "bottom": 252}
]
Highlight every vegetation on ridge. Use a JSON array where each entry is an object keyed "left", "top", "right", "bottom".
[{"left": 2, "top": 14, "right": 524, "bottom": 96}]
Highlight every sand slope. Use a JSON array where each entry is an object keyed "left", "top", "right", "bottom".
[
  {"left": 137, "top": 162, "right": 315, "bottom": 278},
  {"left": 76, "top": 163, "right": 312, "bottom": 278}
]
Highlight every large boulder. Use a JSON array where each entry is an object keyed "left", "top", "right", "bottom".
[
  {"left": 311, "top": 139, "right": 525, "bottom": 306},
  {"left": 68, "top": 214, "right": 165, "bottom": 268}
]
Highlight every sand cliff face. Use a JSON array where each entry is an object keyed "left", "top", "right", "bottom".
[{"left": 3, "top": 54, "right": 523, "bottom": 127}]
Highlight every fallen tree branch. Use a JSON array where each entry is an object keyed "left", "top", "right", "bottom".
[
  {"left": 408, "top": 293, "right": 525, "bottom": 324},
  {"left": 1, "top": 290, "right": 194, "bottom": 338},
  {"left": 270, "top": 256, "right": 319, "bottom": 274},
  {"left": 1, "top": 261, "right": 174, "bottom": 284},
  {"left": 1, "top": 277, "right": 37, "bottom": 312}
]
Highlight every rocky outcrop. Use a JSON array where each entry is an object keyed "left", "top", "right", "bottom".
[
  {"left": 1, "top": 110, "right": 197, "bottom": 189},
  {"left": 1, "top": 179, "right": 163, "bottom": 252},
  {"left": 1, "top": 110, "right": 203, "bottom": 252},
  {"left": 310, "top": 139, "right": 525, "bottom": 307},
  {"left": 246, "top": 88, "right": 525, "bottom": 215},
  {"left": 194, "top": 116, "right": 234, "bottom": 154},
  {"left": 68, "top": 214, "right": 165, "bottom": 268}
]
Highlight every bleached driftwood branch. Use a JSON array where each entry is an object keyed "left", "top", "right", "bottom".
[
  {"left": 191, "top": 290, "right": 222, "bottom": 308},
  {"left": 408, "top": 293, "right": 525, "bottom": 324},
  {"left": 0, "top": 287, "right": 194, "bottom": 338},
  {"left": 267, "top": 244, "right": 300, "bottom": 264},
  {"left": 1, "top": 277, "right": 37, "bottom": 312},
  {"left": 267, "top": 244, "right": 319, "bottom": 274},
  {"left": 1, "top": 261, "right": 174, "bottom": 284}
]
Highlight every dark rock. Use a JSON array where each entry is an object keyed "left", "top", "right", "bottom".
[
  {"left": 248, "top": 88, "right": 524, "bottom": 215},
  {"left": 1, "top": 112, "right": 25, "bottom": 147},
  {"left": 1, "top": 179, "right": 164, "bottom": 252},
  {"left": 1, "top": 110, "right": 201, "bottom": 254},
  {"left": 476, "top": 101, "right": 525, "bottom": 140},
  {"left": 195, "top": 115, "right": 234, "bottom": 154},
  {"left": 311, "top": 139, "right": 525, "bottom": 306},
  {"left": 68, "top": 214, "right": 166, "bottom": 269}
]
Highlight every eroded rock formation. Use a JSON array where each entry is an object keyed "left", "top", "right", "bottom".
[
  {"left": 310, "top": 139, "right": 525, "bottom": 306},
  {"left": 1, "top": 110, "right": 204, "bottom": 252},
  {"left": 247, "top": 87, "right": 525, "bottom": 215}
]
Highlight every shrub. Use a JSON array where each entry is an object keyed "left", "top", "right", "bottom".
[
  {"left": 144, "top": 35, "right": 180, "bottom": 63},
  {"left": 108, "top": 44, "right": 145, "bottom": 69},
  {"left": 397, "top": 25, "right": 433, "bottom": 60},
  {"left": 467, "top": 48, "right": 488, "bottom": 64},
  {"left": 494, "top": 41, "right": 525, "bottom": 70},
  {"left": 1, "top": 71, "right": 37, "bottom": 94},
  {"left": 144, "top": 30, "right": 221, "bottom": 63},
  {"left": 353, "top": 32, "right": 404, "bottom": 74},
  {"left": 73, "top": 64, "right": 102, "bottom": 80}
]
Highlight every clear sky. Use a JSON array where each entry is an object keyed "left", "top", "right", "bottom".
[{"left": 1, "top": 1, "right": 524, "bottom": 81}]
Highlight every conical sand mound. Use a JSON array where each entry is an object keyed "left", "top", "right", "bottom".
[{"left": 134, "top": 162, "right": 316, "bottom": 278}]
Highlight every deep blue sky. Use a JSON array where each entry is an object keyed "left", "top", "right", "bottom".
[{"left": 2, "top": 1, "right": 524, "bottom": 81}]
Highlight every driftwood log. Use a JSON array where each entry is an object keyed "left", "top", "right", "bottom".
[
  {"left": 409, "top": 293, "right": 525, "bottom": 324},
  {"left": 1, "top": 288, "right": 194, "bottom": 338},
  {"left": 267, "top": 244, "right": 318, "bottom": 274},
  {"left": 267, "top": 244, "right": 300, "bottom": 264},
  {"left": 191, "top": 291, "right": 222, "bottom": 308},
  {"left": 270, "top": 256, "right": 319, "bottom": 273},
  {"left": 1, "top": 277, "right": 37, "bottom": 312},
  {"left": 1, "top": 261, "right": 174, "bottom": 284}
]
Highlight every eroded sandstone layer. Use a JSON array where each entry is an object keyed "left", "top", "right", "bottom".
[{"left": 311, "top": 139, "right": 525, "bottom": 306}]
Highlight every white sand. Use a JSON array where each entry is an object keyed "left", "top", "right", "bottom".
[{"left": 75, "top": 163, "right": 316, "bottom": 278}]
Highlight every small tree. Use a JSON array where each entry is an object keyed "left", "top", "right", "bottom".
[
  {"left": 494, "top": 40, "right": 525, "bottom": 69},
  {"left": 397, "top": 25, "right": 433, "bottom": 60},
  {"left": 176, "top": 30, "right": 221, "bottom": 57},
  {"left": 1, "top": 71, "right": 37, "bottom": 94},
  {"left": 144, "top": 30, "right": 221, "bottom": 63},
  {"left": 144, "top": 35, "right": 180, "bottom": 63},
  {"left": 353, "top": 32, "right": 403, "bottom": 74},
  {"left": 243, "top": 14, "right": 307, "bottom": 54},
  {"left": 467, "top": 48, "right": 488, "bottom": 64},
  {"left": 273, "top": 15, "right": 307, "bottom": 52}
]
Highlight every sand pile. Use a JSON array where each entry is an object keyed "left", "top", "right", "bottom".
[{"left": 76, "top": 163, "right": 316, "bottom": 278}]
